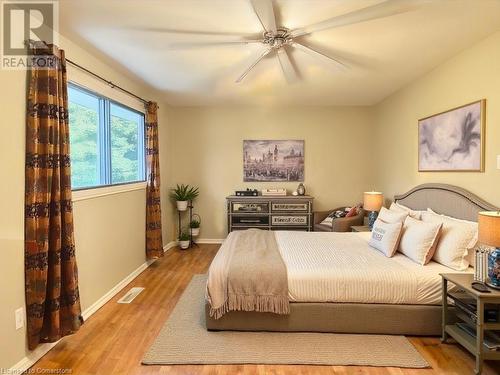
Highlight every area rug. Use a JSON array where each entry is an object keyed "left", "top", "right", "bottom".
[{"left": 142, "top": 275, "right": 429, "bottom": 368}]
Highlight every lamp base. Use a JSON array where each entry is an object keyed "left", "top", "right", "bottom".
[
  {"left": 368, "top": 211, "right": 379, "bottom": 229},
  {"left": 485, "top": 281, "right": 500, "bottom": 290},
  {"left": 488, "top": 247, "right": 500, "bottom": 288}
]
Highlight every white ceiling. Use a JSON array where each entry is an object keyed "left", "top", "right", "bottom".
[{"left": 59, "top": 0, "right": 500, "bottom": 106}]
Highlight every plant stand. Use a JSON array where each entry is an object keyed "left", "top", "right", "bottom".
[{"left": 177, "top": 201, "right": 198, "bottom": 249}]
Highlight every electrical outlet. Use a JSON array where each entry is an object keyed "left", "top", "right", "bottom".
[
  {"left": 497, "top": 155, "right": 500, "bottom": 170},
  {"left": 15, "top": 307, "right": 24, "bottom": 330}
]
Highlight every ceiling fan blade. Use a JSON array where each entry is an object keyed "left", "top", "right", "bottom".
[
  {"left": 167, "top": 40, "right": 263, "bottom": 49},
  {"left": 251, "top": 0, "right": 277, "bottom": 33},
  {"left": 277, "top": 48, "right": 298, "bottom": 83},
  {"left": 291, "top": 42, "right": 348, "bottom": 71},
  {"left": 130, "top": 27, "right": 257, "bottom": 38},
  {"left": 291, "top": 0, "right": 423, "bottom": 37},
  {"left": 236, "top": 47, "right": 274, "bottom": 83}
]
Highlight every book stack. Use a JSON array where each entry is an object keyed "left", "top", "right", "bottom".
[{"left": 475, "top": 247, "right": 489, "bottom": 282}]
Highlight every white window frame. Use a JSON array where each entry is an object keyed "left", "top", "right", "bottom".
[
  {"left": 68, "top": 66, "right": 147, "bottom": 201},
  {"left": 72, "top": 181, "right": 146, "bottom": 202}
]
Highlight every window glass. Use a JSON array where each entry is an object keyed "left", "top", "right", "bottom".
[
  {"left": 68, "top": 83, "right": 145, "bottom": 190},
  {"left": 110, "top": 103, "right": 144, "bottom": 184},
  {"left": 68, "top": 86, "right": 100, "bottom": 189}
]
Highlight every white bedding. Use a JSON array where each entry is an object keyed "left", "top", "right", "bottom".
[{"left": 275, "top": 231, "right": 471, "bottom": 305}]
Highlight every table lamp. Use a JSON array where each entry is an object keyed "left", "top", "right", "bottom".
[
  {"left": 478, "top": 211, "right": 500, "bottom": 289},
  {"left": 364, "top": 191, "right": 383, "bottom": 229}
]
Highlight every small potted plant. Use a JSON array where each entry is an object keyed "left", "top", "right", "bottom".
[
  {"left": 190, "top": 218, "right": 201, "bottom": 237},
  {"left": 169, "top": 184, "right": 193, "bottom": 211},
  {"left": 186, "top": 185, "right": 199, "bottom": 202},
  {"left": 178, "top": 230, "right": 190, "bottom": 250}
]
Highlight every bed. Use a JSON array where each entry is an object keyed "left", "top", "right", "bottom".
[{"left": 205, "top": 184, "right": 498, "bottom": 335}]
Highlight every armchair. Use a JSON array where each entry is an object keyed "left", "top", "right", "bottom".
[{"left": 313, "top": 206, "right": 365, "bottom": 232}]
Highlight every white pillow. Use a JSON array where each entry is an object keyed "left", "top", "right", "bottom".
[
  {"left": 378, "top": 206, "right": 408, "bottom": 224},
  {"left": 421, "top": 211, "right": 477, "bottom": 270},
  {"left": 426, "top": 208, "right": 479, "bottom": 265},
  {"left": 427, "top": 208, "right": 478, "bottom": 227},
  {"left": 390, "top": 202, "right": 422, "bottom": 220},
  {"left": 320, "top": 217, "right": 333, "bottom": 227},
  {"left": 399, "top": 216, "right": 442, "bottom": 265},
  {"left": 369, "top": 219, "right": 403, "bottom": 257}
]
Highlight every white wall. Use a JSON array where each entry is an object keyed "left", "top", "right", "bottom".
[
  {"left": 168, "top": 106, "right": 376, "bottom": 239},
  {"left": 373, "top": 30, "right": 500, "bottom": 207},
  {"left": 0, "top": 33, "right": 174, "bottom": 369}
]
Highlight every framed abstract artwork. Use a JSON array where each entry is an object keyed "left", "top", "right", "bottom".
[
  {"left": 418, "top": 100, "right": 485, "bottom": 172},
  {"left": 243, "top": 140, "right": 304, "bottom": 182}
]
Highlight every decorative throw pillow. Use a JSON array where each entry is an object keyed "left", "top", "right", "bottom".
[
  {"left": 345, "top": 205, "right": 359, "bottom": 218},
  {"left": 320, "top": 209, "right": 347, "bottom": 226},
  {"left": 334, "top": 209, "right": 348, "bottom": 218},
  {"left": 390, "top": 202, "right": 422, "bottom": 220},
  {"left": 421, "top": 211, "right": 478, "bottom": 270},
  {"left": 378, "top": 206, "right": 408, "bottom": 224},
  {"left": 369, "top": 219, "right": 403, "bottom": 257},
  {"left": 398, "top": 216, "right": 442, "bottom": 265}
]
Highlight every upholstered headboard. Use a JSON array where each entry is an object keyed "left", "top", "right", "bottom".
[{"left": 394, "top": 184, "right": 498, "bottom": 222}]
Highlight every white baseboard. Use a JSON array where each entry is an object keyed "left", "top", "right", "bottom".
[
  {"left": 10, "top": 341, "right": 60, "bottom": 374},
  {"left": 196, "top": 238, "right": 224, "bottom": 244},
  {"left": 81, "top": 263, "right": 149, "bottom": 320},
  {"left": 168, "top": 238, "right": 224, "bottom": 245},
  {"left": 163, "top": 241, "right": 178, "bottom": 251},
  {"left": 9, "top": 241, "right": 178, "bottom": 373}
]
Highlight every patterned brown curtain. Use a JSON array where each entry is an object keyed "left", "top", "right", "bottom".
[
  {"left": 145, "top": 102, "right": 164, "bottom": 260},
  {"left": 25, "top": 43, "right": 82, "bottom": 350}
]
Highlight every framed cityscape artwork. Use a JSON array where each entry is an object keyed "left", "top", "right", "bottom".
[
  {"left": 418, "top": 100, "right": 485, "bottom": 172},
  {"left": 243, "top": 140, "right": 304, "bottom": 182}
]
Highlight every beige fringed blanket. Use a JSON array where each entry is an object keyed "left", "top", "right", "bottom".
[{"left": 206, "top": 229, "right": 289, "bottom": 319}]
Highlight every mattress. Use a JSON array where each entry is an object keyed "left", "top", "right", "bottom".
[{"left": 275, "top": 231, "right": 469, "bottom": 305}]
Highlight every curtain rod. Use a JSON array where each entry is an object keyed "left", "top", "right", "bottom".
[
  {"left": 26, "top": 39, "right": 151, "bottom": 105},
  {"left": 66, "top": 58, "right": 150, "bottom": 105}
]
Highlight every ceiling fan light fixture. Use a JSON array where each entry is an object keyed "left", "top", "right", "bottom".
[{"left": 263, "top": 27, "right": 292, "bottom": 50}]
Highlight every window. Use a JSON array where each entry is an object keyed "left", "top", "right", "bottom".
[{"left": 68, "top": 83, "right": 145, "bottom": 190}]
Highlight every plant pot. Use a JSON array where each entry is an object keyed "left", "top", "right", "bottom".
[
  {"left": 177, "top": 201, "right": 188, "bottom": 211},
  {"left": 179, "top": 240, "right": 190, "bottom": 249},
  {"left": 191, "top": 227, "right": 200, "bottom": 236}
]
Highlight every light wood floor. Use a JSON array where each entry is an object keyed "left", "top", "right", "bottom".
[{"left": 32, "top": 244, "right": 500, "bottom": 375}]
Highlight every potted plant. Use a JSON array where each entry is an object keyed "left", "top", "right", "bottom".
[
  {"left": 178, "top": 230, "right": 190, "bottom": 250},
  {"left": 190, "top": 218, "right": 200, "bottom": 237},
  {"left": 169, "top": 184, "right": 191, "bottom": 211},
  {"left": 186, "top": 185, "right": 199, "bottom": 202}
]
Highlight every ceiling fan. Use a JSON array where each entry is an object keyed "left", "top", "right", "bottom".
[{"left": 164, "top": 0, "right": 424, "bottom": 83}]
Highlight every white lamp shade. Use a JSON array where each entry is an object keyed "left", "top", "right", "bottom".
[
  {"left": 478, "top": 211, "right": 500, "bottom": 248},
  {"left": 363, "top": 192, "right": 383, "bottom": 212}
]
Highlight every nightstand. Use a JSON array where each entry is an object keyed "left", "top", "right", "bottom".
[
  {"left": 351, "top": 225, "right": 371, "bottom": 232},
  {"left": 441, "top": 273, "right": 500, "bottom": 374}
]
